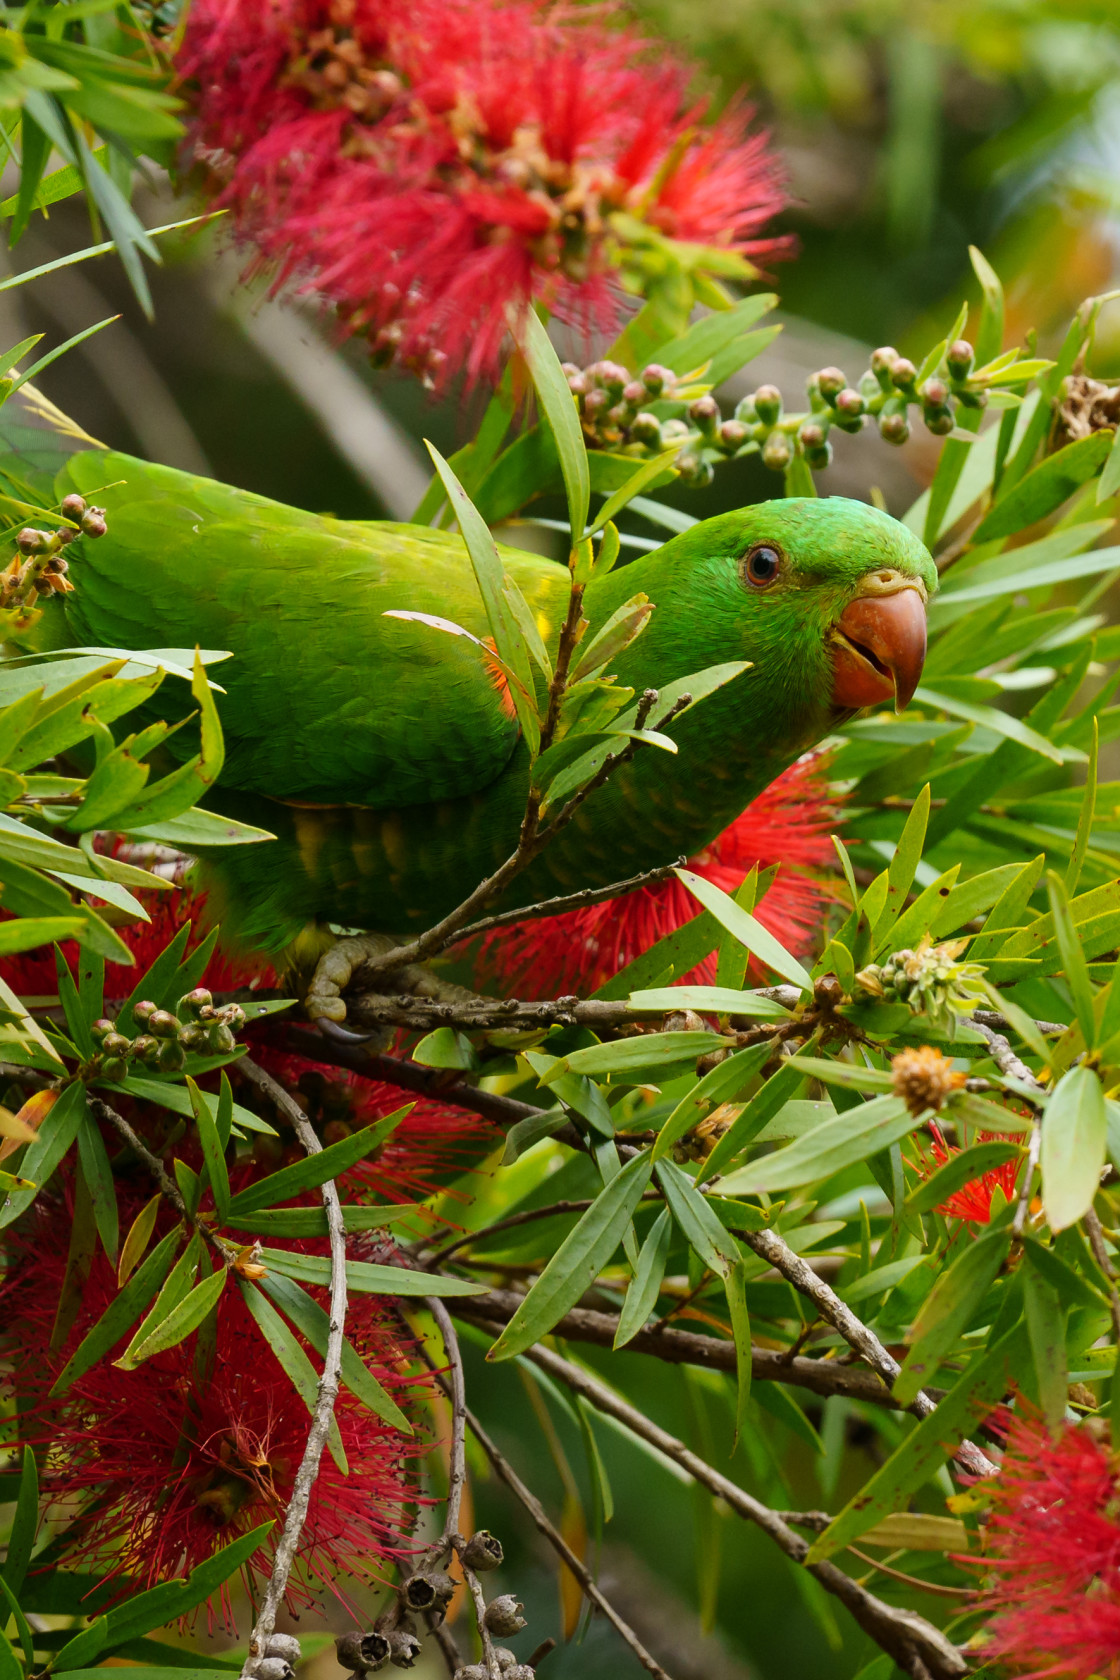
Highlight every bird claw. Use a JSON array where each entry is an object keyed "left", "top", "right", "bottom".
[{"left": 315, "top": 1016, "right": 379, "bottom": 1047}]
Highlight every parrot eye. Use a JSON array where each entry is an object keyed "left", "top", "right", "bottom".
[{"left": 742, "top": 544, "right": 782, "bottom": 588}]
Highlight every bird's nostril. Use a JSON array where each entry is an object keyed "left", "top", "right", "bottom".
[{"left": 875, "top": 569, "right": 895, "bottom": 584}]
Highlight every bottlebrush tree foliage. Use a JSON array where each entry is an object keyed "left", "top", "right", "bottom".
[{"left": 7, "top": 10, "right": 1120, "bottom": 1680}]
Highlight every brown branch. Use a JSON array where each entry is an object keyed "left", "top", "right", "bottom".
[
  {"left": 1084, "top": 1208, "right": 1120, "bottom": 1345},
  {"left": 427, "top": 1296, "right": 467, "bottom": 1559},
  {"left": 448, "top": 856, "right": 686, "bottom": 945},
  {"left": 238, "top": 1057, "right": 348, "bottom": 1679},
  {"left": 523, "top": 1343, "right": 968, "bottom": 1680},
  {"left": 453, "top": 1288, "right": 906, "bottom": 1410},
  {"left": 739, "top": 1227, "right": 996, "bottom": 1478}
]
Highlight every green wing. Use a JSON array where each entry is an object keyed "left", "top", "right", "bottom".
[{"left": 58, "top": 450, "right": 566, "bottom": 810}]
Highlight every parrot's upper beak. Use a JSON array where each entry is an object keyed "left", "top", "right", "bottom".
[{"left": 830, "top": 571, "right": 928, "bottom": 714}]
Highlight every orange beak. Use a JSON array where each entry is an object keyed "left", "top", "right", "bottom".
[{"left": 831, "top": 585, "right": 927, "bottom": 713}]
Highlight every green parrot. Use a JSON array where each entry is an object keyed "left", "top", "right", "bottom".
[{"left": 5, "top": 395, "right": 935, "bottom": 1011}]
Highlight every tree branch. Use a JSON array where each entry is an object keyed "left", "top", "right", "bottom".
[
  {"left": 522, "top": 1343, "right": 968, "bottom": 1680},
  {"left": 448, "top": 856, "right": 686, "bottom": 945},
  {"left": 453, "top": 1288, "right": 906, "bottom": 1409},
  {"left": 238, "top": 1056, "right": 348, "bottom": 1679}
]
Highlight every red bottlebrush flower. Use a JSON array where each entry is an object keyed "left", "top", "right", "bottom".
[
  {"left": 477, "top": 756, "right": 836, "bottom": 998},
  {"left": 911, "top": 1122, "right": 1022, "bottom": 1225},
  {"left": 177, "top": 0, "right": 789, "bottom": 385},
  {"left": 3, "top": 1192, "right": 424, "bottom": 1616},
  {"left": 968, "top": 1412, "right": 1120, "bottom": 1679}
]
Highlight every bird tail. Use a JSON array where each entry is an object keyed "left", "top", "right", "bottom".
[{"left": 0, "top": 383, "right": 107, "bottom": 510}]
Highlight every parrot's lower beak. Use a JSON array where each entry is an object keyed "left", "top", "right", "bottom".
[{"left": 830, "top": 578, "right": 927, "bottom": 713}]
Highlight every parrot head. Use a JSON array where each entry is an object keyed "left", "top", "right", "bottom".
[{"left": 622, "top": 495, "right": 937, "bottom": 727}]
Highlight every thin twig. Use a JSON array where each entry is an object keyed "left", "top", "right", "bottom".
[
  {"left": 969, "top": 1022, "right": 1047, "bottom": 1237},
  {"left": 458, "top": 1554, "right": 501, "bottom": 1680},
  {"left": 427, "top": 1619, "right": 462, "bottom": 1677},
  {"left": 845, "top": 1547, "right": 973, "bottom": 1600},
  {"left": 1084, "top": 1208, "right": 1120, "bottom": 1345},
  {"left": 445, "top": 1381, "right": 675, "bottom": 1680},
  {"left": 238, "top": 1057, "right": 348, "bottom": 1680},
  {"left": 453, "top": 1288, "right": 909, "bottom": 1409},
  {"left": 739, "top": 1227, "right": 996, "bottom": 1477},
  {"left": 449, "top": 856, "right": 686, "bottom": 944},
  {"left": 426, "top": 1296, "right": 467, "bottom": 1559},
  {"left": 524, "top": 1343, "right": 968, "bottom": 1680},
  {"left": 90, "top": 1096, "right": 231, "bottom": 1266}
]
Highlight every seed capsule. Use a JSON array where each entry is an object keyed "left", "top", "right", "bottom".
[
  {"left": 387, "top": 1630, "right": 422, "bottom": 1669},
  {"left": 483, "top": 1595, "right": 527, "bottom": 1637},
  {"left": 461, "top": 1530, "right": 504, "bottom": 1572},
  {"left": 265, "top": 1636, "right": 301, "bottom": 1665}
]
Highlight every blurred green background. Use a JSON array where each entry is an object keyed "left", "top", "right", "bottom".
[{"left": 5, "top": 3, "right": 1120, "bottom": 1675}]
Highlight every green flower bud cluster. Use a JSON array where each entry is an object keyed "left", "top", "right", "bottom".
[
  {"left": 563, "top": 359, "right": 688, "bottom": 454},
  {"left": 1, "top": 495, "right": 108, "bottom": 628},
  {"left": 855, "top": 935, "right": 986, "bottom": 1037},
  {"left": 88, "top": 988, "right": 247, "bottom": 1080}
]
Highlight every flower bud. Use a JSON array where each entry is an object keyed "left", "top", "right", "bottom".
[
  {"left": 688, "top": 395, "right": 720, "bottom": 437},
  {"left": 716, "top": 418, "right": 749, "bottom": 453},
  {"left": 628, "top": 412, "right": 662, "bottom": 447},
  {"left": 179, "top": 987, "right": 213, "bottom": 1018},
  {"left": 133, "top": 1000, "right": 157, "bottom": 1027},
  {"left": 878, "top": 411, "right": 911, "bottom": 446},
  {"left": 805, "top": 441, "right": 833, "bottom": 469},
  {"left": 734, "top": 394, "right": 758, "bottom": 425},
  {"left": 752, "top": 384, "right": 782, "bottom": 424},
  {"left": 587, "top": 360, "right": 627, "bottom": 396},
  {"left": 919, "top": 377, "right": 949, "bottom": 409},
  {"left": 178, "top": 1023, "right": 205, "bottom": 1051},
  {"left": 206, "top": 1021, "right": 237, "bottom": 1055},
  {"left": 148, "top": 1009, "right": 179, "bottom": 1039},
  {"left": 80, "top": 507, "right": 108, "bottom": 539},
  {"left": 760, "top": 432, "right": 792, "bottom": 472},
  {"left": 336, "top": 1632, "right": 391, "bottom": 1672},
  {"left": 957, "top": 387, "right": 988, "bottom": 409},
  {"left": 54, "top": 527, "right": 77, "bottom": 547},
  {"left": 582, "top": 388, "right": 608, "bottom": 419},
  {"left": 221, "top": 1002, "right": 246, "bottom": 1031},
  {"left": 15, "top": 527, "right": 48, "bottom": 556},
  {"left": 798, "top": 421, "right": 827, "bottom": 450},
  {"left": 675, "top": 454, "right": 713, "bottom": 488},
  {"left": 131, "top": 1035, "right": 160, "bottom": 1064},
  {"left": 101, "top": 1032, "right": 132, "bottom": 1058},
  {"left": 640, "top": 363, "right": 674, "bottom": 396},
  {"left": 401, "top": 1569, "right": 455, "bottom": 1615},
  {"left": 835, "top": 387, "right": 865, "bottom": 418},
  {"left": 946, "top": 339, "right": 974, "bottom": 379},
  {"left": 924, "top": 408, "right": 955, "bottom": 436},
  {"left": 461, "top": 1530, "right": 504, "bottom": 1572},
  {"left": 816, "top": 365, "right": 846, "bottom": 400},
  {"left": 890, "top": 358, "right": 917, "bottom": 390},
  {"left": 622, "top": 380, "right": 646, "bottom": 406},
  {"left": 387, "top": 1630, "right": 422, "bottom": 1669},
  {"left": 101, "top": 1055, "right": 128, "bottom": 1081},
  {"left": 59, "top": 493, "right": 87, "bottom": 522},
  {"left": 560, "top": 362, "right": 581, "bottom": 379},
  {"left": 658, "top": 417, "right": 690, "bottom": 443},
  {"left": 870, "top": 346, "right": 898, "bottom": 379},
  {"left": 91, "top": 1018, "right": 115, "bottom": 1043},
  {"left": 483, "top": 1596, "right": 526, "bottom": 1637},
  {"left": 858, "top": 370, "right": 881, "bottom": 402},
  {"left": 566, "top": 371, "right": 588, "bottom": 396},
  {"left": 157, "top": 1040, "right": 186, "bottom": 1073}
]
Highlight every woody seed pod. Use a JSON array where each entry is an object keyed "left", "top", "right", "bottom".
[
  {"left": 336, "top": 1632, "right": 391, "bottom": 1672},
  {"left": 265, "top": 1636, "right": 301, "bottom": 1665},
  {"left": 255, "top": 1662, "right": 292, "bottom": 1680},
  {"left": 387, "top": 1630, "right": 422, "bottom": 1669},
  {"left": 483, "top": 1596, "right": 527, "bottom": 1637},
  {"left": 401, "top": 1570, "right": 455, "bottom": 1614},
  {"left": 461, "top": 1529, "right": 503, "bottom": 1571}
]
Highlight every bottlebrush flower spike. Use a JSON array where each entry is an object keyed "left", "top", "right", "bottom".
[
  {"left": 477, "top": 756, "right": 836, "bottom": 998},
  {"left": 910, "top": 1121, "right": 1022, "bottom": 1224},
  {"left": 968, "top": 1412, "right": 1120, "bottom": 1679},
  {"left": 177, "top": 0, "right": 789, "bottom": 386},
  {"left": 2, "top": 1195, "right": 424, "bottom": 1615}
]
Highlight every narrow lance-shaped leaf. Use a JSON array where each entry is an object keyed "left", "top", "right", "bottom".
[
  {"left": 120, "top": 1265, "right": 228, "bottom": 1369},
  {"left": 1022, "top": 1264, "right": 1068, "bottom": 1430},
  {"left": 1046, "top": 871, "right": 1096, "bottom": 1049},
  {"left": 51, "top": 1225, "right": 181, "bottom": 1395},
  {"left": 239, "top": 1280, "right": 347, "bottom": 1473},
  {"left": 188, "top": 1074, "right": 230, "bottom": 1225},
  {"left": 893, "top": 1222, "right": 1012, "bottom": 1406},
  {"left": 0, "top": 1446, "right": 38, "bottom": 1597},
  {"left": 508, "top": 302, "right": 590, "bottom": 543},
  {"left": 614, "top": 1208, "right": 672, "bottom": 1348},
  {"left": 674, "top": 866, "right": 811, "bottom": 991},
  {"left": 115, "top": 1232, "right": 202, "bottom": 1369},
  {"left": 717, "top": 1095, "right": 917, "bottom": 1198},
  {"left": 656, "top": 1159, "right": 740, "bottom": 1279},
  {"left": 259, "top": 1270, "right": 411, "bottom": 1432},
  {"left": 725, "top": 1259, "right": 752, "bottom": 1449},
  {"left": 227, "top": 1112, "right": 408, "bottom": 1215},
  {"left": 489, "top": 1151, "right": 653, "bottom": 1361}
]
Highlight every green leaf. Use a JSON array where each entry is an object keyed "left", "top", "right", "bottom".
[
  {"left": 588, "top": 452, "right": 680, "bottom": 535},
  {"left": 226, "top": 1114, "right": 406, "bottom": 1216},
  {"left": 970, "top": 247, "right": 1005, "bottom": 365},
  {"left": 974, "top": 431, "right": 1114, "bottom": 542},
  {"left": 260, "top": 1250, "right": 487, "bottom": 1297},
  {"left": 874, "top": 785, "right": 930, "bottom": 941},
  {"left": 807, "top": 1331, "right": 1023, "bottom": 1563},
  {"left": 0, "top": 1626, "right": 19, "bottom": 1680},
  {"left": 652, "top": 1040, "right": 774, "bottom": 1162},
  {"left": 77, "top": 1108, "right": 119, "bottom": 1262},
  {"left": 1040, "top": 1064, "right": 1107, "bottom": 1232},
  {"left": 656, "top": 1159, "right": 740, "bottom": 1278},
  {"left": 698, "top": 1057, "right": 807, "bottom": 1184},
  {"left": 716, "top": 1095, "right": 916, "bottom": 1197},
  {"left": 1046, "top": 872, "right": 1097, "bottom": 1049},
  {"left": 120, "top": 1265, "right": 227, "bottom": 1369},
  {"left": 117, "top": 1193, "right": 161, "bottom": 1287},
  {"left": 914, "top": 688, "right": 1066, "bottom": 764},
  {"left": 543, "top": 1031, "right": 731, "bottom": 1082},
  {"left": 725, "top": 1258, "right": 752, "bottom": 1447},
  {"left": 893, "top": 1222, "right": 1012, "bottom": 1405},
  {"left": 614, "top": 1207, "right": 672, "bottom": 1347},
  {"left": 258, "top": 1271, "right": 410, "bottom": 1432},
  {"left": 239, "top": 1281, "right": 347, "bottom": 1472},
  {"left": 226, "top": 1204, "right": 417, "bottom": 1238},
  {"left": 654, "top": 295, "right": 778, "bottom": 376},
  {"left": 186, "top": 1076, "right": 230, "bottom": 1226},
  {"left": 115, "top": 1233, "right": 202, "bottom": 1369},
  {"left": 412, "top": 1027, "right": 479, "bottom": 1071},
  {"left": 673, "top": 866, "right": 811, "bottom": 991},
  {"left": 523, "top": 1050, "right": 613, "bottom": 1137},
  {"left": 0, "top": 1446, "right": 38, "bottom": 1597},
  {"left": 51, "top": 1525, "right": 272, "bottom": 1672},
  {"left": 1098, "top": 425, "right": 1120, "bottom": 504},
  {"left": 0, "top": 912, "right": 87, "bottom": 953},
  {"left": 1023, "top": 1264, "right": 1068, "bottom": 1429},
  {"left": 628, "top": 987, "right": 789, "bottom": 1018},
  {"left": 50, "top": 1226, "right": 180, "bottom": 1395},
  {"left": 904, "top": 1141, "right": 1021, "bottom": 1216},
  {"left": 508, "top": 304, "right": 589, "bottom": 543},
  {"left": 1066, "top": 720, "right": 1099, "bottom": 901},
  {"left": 569, "top": 594, "right": 653, "bottom": 683},
  {"left": 594, "top": 910, "right": 720, "bottom": 1000},
  {"left": 0, "top": 1080, "right": 86, "bottom": 1230},
  {"left": 488, "top": 1151, "right": 653, "bottom": 1360}
]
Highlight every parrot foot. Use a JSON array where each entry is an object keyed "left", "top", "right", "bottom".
[{"left": 304, "top": 933, "right": 484, "bottom": 1034}]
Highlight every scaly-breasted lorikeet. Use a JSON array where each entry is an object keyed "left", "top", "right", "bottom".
[{"left": 7, "top": 400, "right": 935, "bottom": 1003}]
